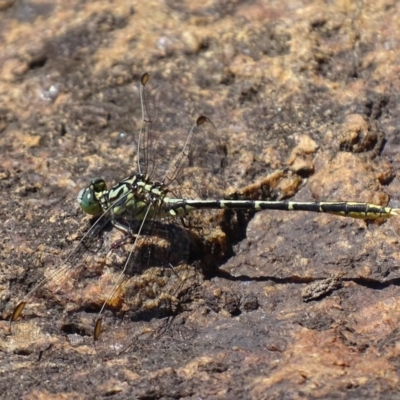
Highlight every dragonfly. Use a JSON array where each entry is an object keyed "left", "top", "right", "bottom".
[{"left": 10, "top": 72, "right": 399, "bottom": 349}]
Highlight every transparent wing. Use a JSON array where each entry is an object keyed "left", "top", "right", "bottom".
[
  {"left": 93, "top": 203, "right": 189, "bottom": 357},
  {"left": 169, "top": 116, "right": 228, "bottom": 201},
  {"left": 138, "top": 72, "right": 226, "bottom": 193},
  {"left": 9, "top": 189, "right": 139, "bottom": 333},
  {"left": 10, "top": 213, "right": 110, "bottom": 338}
]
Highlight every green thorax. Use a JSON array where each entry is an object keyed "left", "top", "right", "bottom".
[{"left": 78, "top": 174, "right": 170, "bottom": 222}]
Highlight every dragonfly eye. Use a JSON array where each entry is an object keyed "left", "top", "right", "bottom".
[
  {"left": 77, "top": 178, "right": 106, "bottom": 216},
  {"left": 91, "top": 178, "right": 107, "bottom": 193}
]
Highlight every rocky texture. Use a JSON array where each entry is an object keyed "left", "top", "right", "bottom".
[{"left": 1, "top": 0, "right": 400, "bottom": 398}]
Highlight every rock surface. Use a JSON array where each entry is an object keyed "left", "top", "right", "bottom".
[{"left": 1, "top": 0, "right": 400, "bottom": 398}]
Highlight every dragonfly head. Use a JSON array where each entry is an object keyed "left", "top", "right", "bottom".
[{"left": 77, "top": 178, "right": 107, "bottom": 216}]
